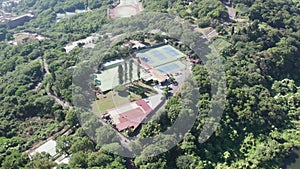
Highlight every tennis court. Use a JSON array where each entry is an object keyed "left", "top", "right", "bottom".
[
  {"left": 156, "top": 60, "right": 186, "bottom": 74},
  {"left": 95, "top": 60, "right": 147, "bottom": 92},
  {"left": 137, "top": 45, "right": 186, "bottom": 68},
  {"left": 150, "top": 50, "right": 167, "bottom": 60},
  {"left": 162, "top": 47, "right": 180, "bottom": 57}
]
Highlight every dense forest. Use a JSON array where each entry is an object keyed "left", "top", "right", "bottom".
[
  {"left": 143, "top": 0, "right": 229, "bottom": 27},
  {"left": 0, "top": 0, "right": 300, "bottom": 168}
]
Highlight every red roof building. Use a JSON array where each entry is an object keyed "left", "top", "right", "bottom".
[{"left": 110, "top": 100, "right": 153, "bottom": 131}]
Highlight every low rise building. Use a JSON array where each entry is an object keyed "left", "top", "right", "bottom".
[{"left": 7, "top": 13, "right": 34, "bottom": 28}]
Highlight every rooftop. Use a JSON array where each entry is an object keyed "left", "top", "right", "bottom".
[
  {"left": 29, "top": 139, "right": 57, "bottom": 158},
  {"left": 108, "top": 100, "right": 153, "bottom": 131}
]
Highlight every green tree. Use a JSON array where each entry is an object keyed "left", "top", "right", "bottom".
[
  {"left": 26, "top": 152, "right": 56, "bottom": 169},
  {"left": 124, "top": 60, "right": 128, "bottom": 83},
  {"left": 95, "top": 126, "right": 119, "bottom": 145},
  {"left": 118, "top": 64, "right": 124, "bottom": 85},
  {"left": 176, "top": 155, "right": 194, "bottom": 169},
  {"left": 163, "top": 86, "right": 169, "bottom": 97},
  {"left": 129, "top": 60, "right": 133, "bottom": 83},
  {"left": 56, "top": 135, "right": 73, "bottom": 154},
  {"left": 65, "top": 110, "right": 78, "bottom": 126},
  {"left": 2, "top": 150, "right": 28, "bottom": 169},
  {"left": 69, "top": 151, "right": 88, "bottom": 168},
  {"left": 70, "top": 137, "right": 94, "bottom": 153},
  {"left": 87, "top": 152, "right": 113, "bottom": 168}
]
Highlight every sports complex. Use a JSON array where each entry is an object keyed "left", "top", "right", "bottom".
[
  {"left": 95, "top": 44, "right": 188, "bottom": 132},
  {"left": 95, "top": 45, "right": 187, "bottom": 92}
]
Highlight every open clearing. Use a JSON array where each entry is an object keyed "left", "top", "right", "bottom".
[
  {"left": 210, "top": 38, "right": 231, "bottom": 51},
  {"left": 109, "top": 0, "right": 142, "bottom": 18}
]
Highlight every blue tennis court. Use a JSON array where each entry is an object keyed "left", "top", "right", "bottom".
[
  {"left": 137, "top": 45, "right": 186, "bottom": 68},
  {"left": 140, "top": 54, "right": 154, "bottom": 64},
  {"left": 162, "top": 47, "right": 180, "bottom": 57},
  {"left": 156, "top": 61, "right": 186, "bottom": 74},
  {"left": 150, "top": 50, "right": 167, "bottom": 60},
  {"left": 157, "top": 63, "right": 179, "bottom": 73}
]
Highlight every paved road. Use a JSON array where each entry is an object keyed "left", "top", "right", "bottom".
[{"left": 224, "top": 0, "right": 236, "bottom": 20}]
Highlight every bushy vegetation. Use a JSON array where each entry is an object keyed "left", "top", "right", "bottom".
[
  {"left": 143, "top": 0, "right": 229, "bottom": 27},
  {"left": 0, "top": 0, "right": 299, "bottom": 168}
]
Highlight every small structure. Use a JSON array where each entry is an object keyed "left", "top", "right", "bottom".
[
  {"left": 191, "top": 58, "right": 200, "bottom": 64},
  {"left": 101, "top": 59, "right": 124, "bottom": 70},
  {"left": 55, "top": 154, "right": 72, "bottom": 165},
  {"left": 123, "top": 40, "right": 146, "bottom": 49},
  {"left": 29, "top": 139, "right": 57, "bottom": 159},
  {"left": 8, "top": 32, "right": 47, "bottom": 45}
]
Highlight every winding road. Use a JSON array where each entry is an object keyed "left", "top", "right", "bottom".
[{"left": 34, "top": 56, "right": 73, "bottom": 109}]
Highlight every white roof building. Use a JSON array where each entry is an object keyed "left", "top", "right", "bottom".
[{"left": 29, "top": 139, "right": 57, "bottom": 158}]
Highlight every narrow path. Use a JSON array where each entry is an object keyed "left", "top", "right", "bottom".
[
  {"left": 43, "top": 57, "right": 50, "bottom": 75},
  {"left": 32, "top": 57, "right": 50, "bottom": 91},
  {"left": 33, "top": 58, "right": 44, "bottom": 91},
  {"left": 42, "top": 56, "right": 73, "bottom": 109}
]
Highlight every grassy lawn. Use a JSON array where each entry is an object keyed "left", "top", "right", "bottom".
[
  {"left": 92, "top": 99, "right": 115, "bottom": 115},
  {"left": 92, "top": 90, "right": 130, "bottom": 115}
]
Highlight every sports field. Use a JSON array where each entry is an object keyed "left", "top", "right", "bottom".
[
  {"left": 94, "top": 60, "right": 147, "bottom": 92},
  {"left": 110, "top": 5, "right": 140, "bottom": 18},
  {"left": 137, "top": 45, "right": 186, "bottom": 68},
  {"left": 109, "top": 0, "right": 142, "bottom": 19}
]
